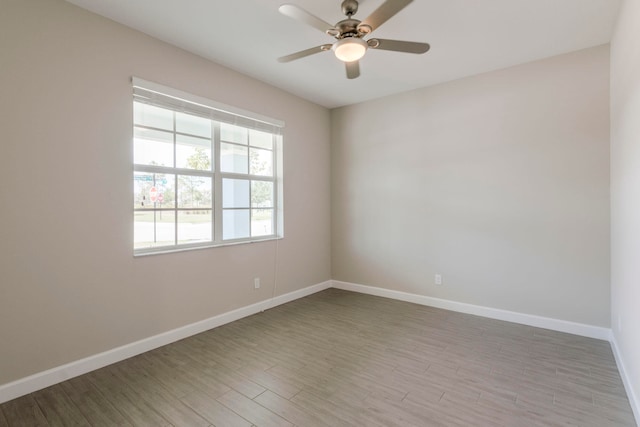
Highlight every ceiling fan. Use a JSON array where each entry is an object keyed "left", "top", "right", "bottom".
[{"left": 277, "top": 0, "right": 430, "bottom": 79}]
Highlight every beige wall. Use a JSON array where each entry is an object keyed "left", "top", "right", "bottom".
[
  {"left": 0, "top": 0, "right": 331, "bottom": 385},
  {"left": 0, "top": 0, "right": 620, "bottom": 395},
  {"left": 611, "top": 0, "right": 640, "bottom": 413},
  {"left": 331, "top": 46, "right": 611, "bottom": 326}
]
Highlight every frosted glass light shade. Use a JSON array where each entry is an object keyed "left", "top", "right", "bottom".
[{"left": 333, "top": 38, "right": 367, "bottom": 62}]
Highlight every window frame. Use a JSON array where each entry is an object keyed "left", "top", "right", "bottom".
[{"left": 132, "top": 78, "right": 284, "bottom": 256}]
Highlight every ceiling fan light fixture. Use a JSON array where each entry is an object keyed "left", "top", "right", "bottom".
[
  {"left": 278, "top": 0, "right": 431, "bottom": 78},
  {"left": 332, "top": 37, "right": 367, "bottom": 62}
]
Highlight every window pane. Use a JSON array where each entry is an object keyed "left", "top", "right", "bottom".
[
  {"left": 176, "top": 135, "right": 212, "bottom": 170},
  {"left": 178, "top": 210, "right": 212, "bottom": 244},
  {"left": 176, "top": 112, "right": 211, "bottom": 138},
  {"left": 223, "top": 178, "right": 250, "bottom": 208},
  {"left": 134, "top": 210, "right": 175, "bottom": 249},
  {"left": 134, "top": 173, "right": 175, "bottom": 209},
  {"left": 223, "top": 209, "right": 250, "bottom": 240},
  {"left": 251, "top": 181, "right": 273, "bottom": 208},
  {"left": 221, "top": 143, "right": 248, "bottom": 174},
  {"left": 221, "top": 123, "right": 248, "bottom": 144},
  {"left": 251, "top": 209, "right": 273, "bottom": 237},
  {"left": 134, "top": 172, "right": 154, "bottom": 209},
  {"left": 156, "top": 174, "right": 176, "bottom": 209},
  {"left": 178, "top": 175, "right": 212, "bottom": 208},
  {"left": 250, "top": 147, "right": 273, "bottom": 176},
  {"left": 249, "top": 129, "right": 273, "bottom": 149},
  {"left": 134, "top": 102, "right": 173, "bottom": 131},
  {"left": 134, "top": 127, "right": 174, "bottom": 167}
]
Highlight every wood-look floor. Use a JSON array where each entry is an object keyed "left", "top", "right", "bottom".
[{"left": 1, "top": 288, "right": 636, "bottom": 426}]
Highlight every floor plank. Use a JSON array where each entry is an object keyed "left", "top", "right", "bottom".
[
  {"left": 1, "top": 395, "right": 49, "bottom": 427},
  {"left": 0, "top": 408, "right": 8, "bottom": 427},
  {"left": 59, "top": 377, "right": 132, "bottom": 426},
  {"left": 216, "top": 390, "right": 292, "bottom": 427},
  {"left": 181, "top": 391, "right": 252, "bottom": 427},
  {"left": 31, "top": 384, "right": 89, "bottom": 427},
  {"left": 85, "top": 368, "right": 173, "bottom": 426},
  {"left": 1, "top": 289, "right": 636, "bottom": 426},
  {"left": 254, "top": 390, "right": 332, "bottom": 427}
]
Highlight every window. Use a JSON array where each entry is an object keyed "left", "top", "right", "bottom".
[{"left": 132, "top": 78, "right": 283, "bottom": 255}]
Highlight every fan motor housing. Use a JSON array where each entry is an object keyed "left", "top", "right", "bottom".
[{"left": 335, "top": 18, "right": 361, "bottom": 38}]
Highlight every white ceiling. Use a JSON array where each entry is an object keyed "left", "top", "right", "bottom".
[{"left": 65, "top": 0, "right": 620, "bottom": 108}]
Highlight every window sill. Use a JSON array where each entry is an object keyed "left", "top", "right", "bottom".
[{"left": 133, "top": 236, "right": 283, "bottom": 257}]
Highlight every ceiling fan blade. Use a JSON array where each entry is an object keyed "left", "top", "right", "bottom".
[
  {"left": 346, "top": 61, "right": 360, "bottom": 79},
  {"left": 279, "top": 4, "right": 335, "bottom": 34},
  {"left": 368, "top": 38, "right": 430, "bottom": 54},
  {"left": 359, "top": 0, "right": 413, "bottom": 33},
  {"left": 278, "top": 44, "right": 333, "bottom": 63}
]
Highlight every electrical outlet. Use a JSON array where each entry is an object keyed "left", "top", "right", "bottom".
[
  {"left": 254, "top": 277, "right": 260, "bottom": 289},
  {"left": 435, "top": 274, "right": 442, "bottom": 285}
]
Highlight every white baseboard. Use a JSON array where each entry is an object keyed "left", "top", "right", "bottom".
[
  {"left": 331, "top": 280, "right": 611, "bottom": 340},
  {"left": 610, "top": 334, "right": 640, "bottom": 426},
  {"left": 0, "top": 280, "right": 332, "bottom": 405}
]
